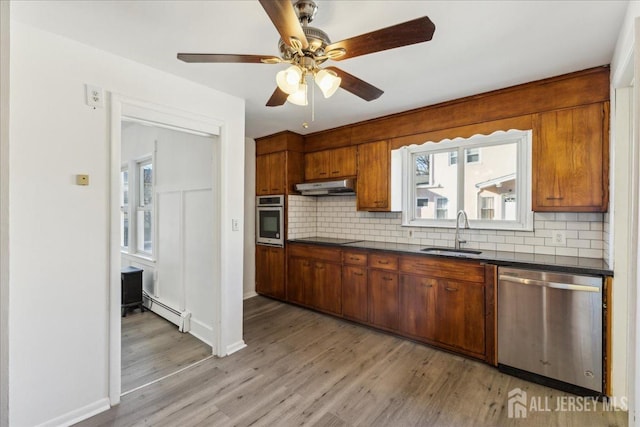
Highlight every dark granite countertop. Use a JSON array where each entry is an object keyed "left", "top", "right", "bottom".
[{"left": 287, "top": 238, "right": 613, "bottom": 277}]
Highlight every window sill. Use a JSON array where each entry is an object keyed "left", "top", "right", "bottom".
[{"left": 121, "top": 251, "right": 156, "bottom": 264}]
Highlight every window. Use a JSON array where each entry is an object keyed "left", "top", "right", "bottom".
[
  {"left": 436, "top": 198, "right": 449, "bottom": 219},
  {"left": 416, "top": 197, "right": 429, "bottom": 218},
  {"left": 136, "top": 159, "right": 153, "bottom": 255},
  {"left": 120, "top": 167, "right": 129, "bottom": 249},
  {"left": 479, "top": 196, "right": 494, "bottom": 220},
  {"left": 401, "top": 129, "right": 532, "bottom": 230},
  {"left": 121, "top": 156, "right": 154, "bottom": 258}
]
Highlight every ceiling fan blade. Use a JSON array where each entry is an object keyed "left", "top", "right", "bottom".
[
  {"left": 325, "top": 66, "right": 383, "bottom": 101},
  {"left": 177, "top": 53, "right": 280, "bottom": 63},
  {"left": 259, "top": 0, "right": 309, "bottom": 49},
  {"left": 266, "top": 87, "right": 289, "bottom": 107},
  {"left": 326, "top": 16, "right": 435, "bottom": 61}
]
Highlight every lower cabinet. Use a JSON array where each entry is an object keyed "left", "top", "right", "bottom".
[
  {"left": 435, "top": 279, "right": 485, "bottom": 355},
  {"left": 399, "top": 274, "right": 437, "bottom": 341},
  {"left": 285, "top": 243, "right": 492, "bottom": 362},
  {"left": 287, "top": 244, "right": 342, "bottom": 315},
  {"left": 342, "top": 265, "right": 368, "bottom": 322},
  {"left": 255, "top": 245, "right": 285, "bottom": 299},
  {"left": 368, "top": 269, "right": 399, "bottom": 330}
]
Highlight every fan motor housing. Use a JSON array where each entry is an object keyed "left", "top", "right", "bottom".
[{"left": 278, "top": 26, "right": 331, "bottom": 63}]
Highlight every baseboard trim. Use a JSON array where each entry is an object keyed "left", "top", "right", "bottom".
[
  {"left": 226, "top": 340, "right": 247, "bottom": 355},
  {"left": 36, "top": 397, "right": 110, "bottom": 427},
  {"left": 243, "top": 290, "right": 258, "bottom": 300},
  {"left": 189, "top": 318, "right": 214, "bottom": 347}
]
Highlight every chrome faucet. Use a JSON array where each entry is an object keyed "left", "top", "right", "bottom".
[{"left": 455, "top": 210, "right": 470, "bottom": 249}]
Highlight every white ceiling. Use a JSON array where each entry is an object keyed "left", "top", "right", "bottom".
[{"left": 11, "top": 0, "right": 629, "bottom": 139}]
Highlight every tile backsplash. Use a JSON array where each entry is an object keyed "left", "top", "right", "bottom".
[{"left": 288, "top": 195, "right": 606, "bottom": 259}]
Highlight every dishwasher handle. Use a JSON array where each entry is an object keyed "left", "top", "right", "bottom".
[{"left": 499, "top": 274, "right": 600, "bottom": 292}]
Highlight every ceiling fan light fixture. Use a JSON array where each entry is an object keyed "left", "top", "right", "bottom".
[
  {"left": 276, "top": 65, "right": 303, "bottom": 95},
  {"left": 315, "top": 69, "right": 341, "bottom": 98},
  {"left": 287, "top": 82, "right": 308, "bottom": 106}
]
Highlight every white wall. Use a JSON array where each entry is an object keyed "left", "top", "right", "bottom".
[
  {"left": 8, "top": 22, "right": 245, "bottom": 427},
  {"left": 243, "top": 138, "right": 256, "bottom": 299},
  {"left": 0, "top": 1, "right": 9, "bottom": 426}
]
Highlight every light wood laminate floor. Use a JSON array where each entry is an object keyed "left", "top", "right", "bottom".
[
  {"left": 121, "top": 310, "right": 212, "bottom": 393},
  {"left": 81, "top": 296, "right": 628, "bottom": 426}
]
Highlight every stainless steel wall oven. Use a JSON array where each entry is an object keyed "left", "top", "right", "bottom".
[{"left": 256, "top": 195, "right": 284, "bottom": 247}]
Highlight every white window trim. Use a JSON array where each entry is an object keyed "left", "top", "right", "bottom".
[
  {"left": 401, "top": 129, "right": 533, "bottom": 231},
  {"left": 120, "top": 165, "right": 129, "bottom": 250},
  {"left": 135, "top": 156, "right": 153, "bottom": 256}
]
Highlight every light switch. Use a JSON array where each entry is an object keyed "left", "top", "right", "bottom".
[
  {"left": 232, "top": 219, "right": 239, "bottom": 231},
  {"left": 76, "top": 174, "right": 89, "bottom": 186}
]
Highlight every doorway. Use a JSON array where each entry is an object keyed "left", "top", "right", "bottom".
[{"left": 109, "top": 96, "right": 223, "bottom": 403}]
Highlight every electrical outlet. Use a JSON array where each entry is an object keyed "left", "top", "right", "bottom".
[
  {"left": 232, "top": 219, "right": 239, "bottom": 231},
  {"left": 85, "top": 84, "right": 104, "bottom": 108},
  {"left": 552, "top": 230, "right": 566, "bottom": 246}
]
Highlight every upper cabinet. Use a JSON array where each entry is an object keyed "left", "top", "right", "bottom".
[
  {"left": 304, "top": 146, "right": 357, "bottom": 181},
  {"left": 256, "top": 152, "right": 286, "bottom": 195},
  {"left": 533, "top": 103, "right": 609, "bottom": 212},
  {"left": 255, "top": 131, "right": 304, "bottom": 196},
  {"left": 357, "top": 140, "right": 390, "bottom": 211}
]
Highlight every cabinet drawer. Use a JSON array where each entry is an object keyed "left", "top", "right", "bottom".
[
  {"left": 288, "top": 243, "right": 342, "bottom": 263},
  {"left": 369, "top": 253, "right": 398, "bottom": 271},
  {"left": 343, "top": 250, "right": 368, "bottom": 266},
  {"left": 399, "top": 255, "right": 484, "bottom": 283}
]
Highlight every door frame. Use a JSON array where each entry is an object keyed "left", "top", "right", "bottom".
[{"left": 109, "top": 94, "right": 223, "bottom": 405}]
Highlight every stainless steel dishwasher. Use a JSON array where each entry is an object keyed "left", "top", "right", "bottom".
[{"left": 498, "top": 267, "right": 603, "bottom": 395}]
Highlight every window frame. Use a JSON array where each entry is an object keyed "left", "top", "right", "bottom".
[
  {"left": 401, "top": 129, "right": 533, "bottom": 231},
  {"left": 120, "top": 165, "right": 129, "bottom": 250},
  {"left": 135, "top": 157, "right": 154, "bottom": 256}
]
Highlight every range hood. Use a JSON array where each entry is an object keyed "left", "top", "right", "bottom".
[{"left": 295, "top": 178, "right": 356, "bottom": 196}]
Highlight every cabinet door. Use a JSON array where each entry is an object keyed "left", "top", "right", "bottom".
[
  {"left": 255, "top": 246, "right": 285, "bottom": 299},
  {"left": 357, "top": 141, "right": 390, "bottom": 211},
  {"left": 310, "top": 261, "right": 342, "bottom": 314},
  {"left": 268, "top": 152, "right": 286, "bottom": 194},
  {"left": 435, "top": 279, "right": 485, "bottom": 355},
  {"left": 304, "top": 151, "right": 330, "bottom": 180},
  {"left": 342, "top": 266, "right": 368, "bottom": 322},
  {"left": 399, "top": 274, "right": 437, "bottom": 341},
  {"left": 287, "top": 257, "right": 310, "bottom": 305},
  {"left": 533, "top": 103, "right": 607, "bottom": 211},
  {"left": 368, "top": 269, "right": 399, "bottom": 330},
  {"left": 330, "top": 146, "right": 357, "bottom": 178},
  {"left": 256, "top": 152, "right": 287, "bottom": 195},
  {"left": 255, "top": 155, "right": 271, "bottom": 196}
]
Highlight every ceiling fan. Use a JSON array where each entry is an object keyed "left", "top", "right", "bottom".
[{"left": 177, "top": 0, "right": 435, "bottom": 107}]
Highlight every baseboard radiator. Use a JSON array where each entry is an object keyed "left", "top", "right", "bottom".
[{"left": 142, "top": 291, "right": 192, "bottom": 332}]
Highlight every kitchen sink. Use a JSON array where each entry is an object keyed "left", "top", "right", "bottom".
[{"left": 421, "top": 247, "right": 482, "bottom": 256}]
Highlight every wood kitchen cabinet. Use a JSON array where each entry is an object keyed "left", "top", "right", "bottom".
[
  {"left": 533, "top": 102, "right": 609, "bottom": 212},
  {"left": 342, "top": 250, "right": 368, "bottom": 322},
  {"left": 287, "top": 243, "right": 342, "bottom": 315},
  {"left": 255, "top": 131, "right": 304, "bottom": 196},
  {"left": 357, "top": 140, "right": 391, "bottom": 211},
  {"left": 304, "top": 146, "right": 357, "bottom": 181},
  {"left": 256, "top": 152, "right": 286, "bottom": 195},
  {"left": 255, "top": 245, "right": 285, "bottom": 299},
  {"left": 368, "top": 252, "right": 399, "bottom": 330},
  {"left": 399, "top": 274, "right": 437, "bottom": 341},
  {"left": 435, "top": 279, "right": 485, "bottom": 355}
]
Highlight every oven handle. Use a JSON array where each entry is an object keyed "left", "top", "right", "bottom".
[{"left": 499, "top": 275, "right": 600, "bottom": 292}]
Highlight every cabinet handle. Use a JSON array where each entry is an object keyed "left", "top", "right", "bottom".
[
  {"left": 546, "top": 196, "right": 564, "bottom": 200},
  {"left": 383, "top": 276, "right": 393, "bottom": 281},
  {"left": 353, "top": 272, "right": 364, "bottom": 277},
  {"left": 377, "top": 260, "right": 389, "bottom": 265},
  {"left": 316, "top": 265, "right": 325, "bottom": 270},
  {"left": 445, "top": 287, "right": 458, "bottom": 292},
  {"left": 260, "top": 188, "right": 268, "bottom": 192},
  {"left": 349, "top": 256, "right": 361, "bottom": 261},
  {"left": 319, "top": 172, "right": 328, "bottom": 175},
  {"left": 423, "top": 284, "right": 433, "bottom": 288},
  {"left": 331, "top": 171, "right": 340, "bottom": 174}
]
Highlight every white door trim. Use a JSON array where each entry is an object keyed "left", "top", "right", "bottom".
[{"left": 109, "top": 94, "right": 223, "bottom": 405}]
